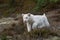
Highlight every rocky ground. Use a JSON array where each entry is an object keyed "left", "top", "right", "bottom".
[{"left": 0, "top": 9, "right": 60, "bottom": 40}]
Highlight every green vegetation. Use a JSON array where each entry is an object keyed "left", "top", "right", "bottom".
[
  {"left": 33, "top": 0, "right": 47, "bottom": 12},
  {"left": 0, "top": 34, "right": 7, "bottom": 40},
  {"left": 0, "top": 0, "right": 60, "bottom": 17},
  {"left": 33, "top": 0, "right": 60, "bottom": 12}
]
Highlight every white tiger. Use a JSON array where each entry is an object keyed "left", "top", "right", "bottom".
[{"left": 22, "top": 13, "right": 50, "bottom": 32}]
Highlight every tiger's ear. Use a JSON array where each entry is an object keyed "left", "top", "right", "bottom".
[
  {"left": 22, "top": 13, "right": 24, "bottom": 16},
  {"left": 28, "top": 13, "right": 31, "bottom": 16}
]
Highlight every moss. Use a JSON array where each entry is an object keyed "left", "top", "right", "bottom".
[{"left": 0, "top": 33, "right": 8, "bottom": 40}]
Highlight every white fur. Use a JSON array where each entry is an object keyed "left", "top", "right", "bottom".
[{"left": 22, "top": 13, "right": 50, "bottom": 32}]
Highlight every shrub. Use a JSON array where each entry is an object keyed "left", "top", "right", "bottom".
[
  {"left": 0, "top": 34, "right": 7, "bottom": 40},
  {"left": 32, "top": 0, "right": 60, "bottom": 12}
]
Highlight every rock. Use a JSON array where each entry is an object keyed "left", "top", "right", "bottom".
[
  {"left": 0, "top": 17, "right": 19, "bottom": 33},
  {"left": 7, "top": 36, "right": 12, "bottom": 39}
]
